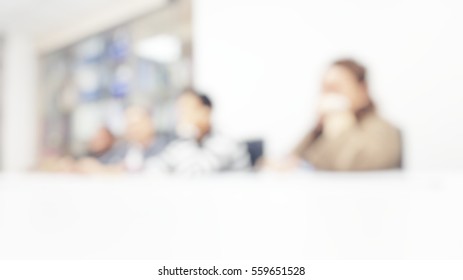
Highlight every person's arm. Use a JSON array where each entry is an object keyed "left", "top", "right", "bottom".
[
  {"left": 309, "top": 116, "right": 401, "bottom": 171},
  {"left": 292, "top": 118, "right": 323, "bottom": 158},
  {"left": 227, "top": 141, "right": 251, "bottom": 171}
]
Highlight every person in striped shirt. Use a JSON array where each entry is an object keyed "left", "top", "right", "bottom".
[{"left": 147, "top": 89, "right": 250, "bottom": 175}]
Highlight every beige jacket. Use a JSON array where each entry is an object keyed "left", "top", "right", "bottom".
[{"left": 294, "top": 111, "right": 402, "bottom": 171}]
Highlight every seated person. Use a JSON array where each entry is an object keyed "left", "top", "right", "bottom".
[
  {"left": 291, "top": 59, "right": 402, "bottom": 171},
  {"left": 76, "top": 106, "right": 172, "bottom": 173},
  {"left": 86, "top": 126, "right": 121, "bottom": 165},
  {"left": 147, "top": 89, "right": 250, "bottom": 175},
  {"left": 120, "top": 106, "right": 173, "bottom": 172},
  {"left": 74, "top": 126, "right": 125, "bottom": 173}
]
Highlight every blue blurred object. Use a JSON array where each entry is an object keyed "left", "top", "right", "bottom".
[
  {"left": 245, "top": 139, "right": 264, "bottom": 167},
  {"left": 107, "top": 29, "right": 131, "bottom": 62}
]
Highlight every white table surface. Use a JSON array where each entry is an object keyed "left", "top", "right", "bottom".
[{"left": 0, "top": 171, "right": 462, "bottom": 259}]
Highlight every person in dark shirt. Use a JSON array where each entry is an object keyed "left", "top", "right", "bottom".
[
  {"left": 119, "top": 106, "right": 173, "bottom": 172},
  {"left": 86, "top": 126, "right": 120, "bottom": 165},
  {"left": 76, "top": 106, "right": 173, "bottom": 174}
]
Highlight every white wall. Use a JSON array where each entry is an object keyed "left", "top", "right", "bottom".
[
  {"left": 193, "top": 0, "right": 463, "bottom": 170},
  {"left": 1, "top": 32, "right": 38, "bottom": 171}
]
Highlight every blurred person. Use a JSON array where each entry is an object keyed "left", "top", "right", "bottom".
[
  {"left": 77, "top": 106, "right": 173, "bottom": 173},
  {"left": 86, "top": 126, "right": 120, "bottom": 164},
  {"left": 74, "top": 126, "right": 125, "bottom": 173},
  {"left": 147, "top": 89, "right": 250, "bottom": 175},
  {"left": 121, "top": 106, "right": 172, "bottom": 172},
  {"left": 289, "top": 58, "right": 402, "bottom": 171}
]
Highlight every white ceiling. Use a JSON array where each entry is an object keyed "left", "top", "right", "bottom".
[
  {"left": 0, "top": 0, "right": 168, "bottom": 51},
  {"left": 0, "top": 0, "right": 121, "bottom": 34}
]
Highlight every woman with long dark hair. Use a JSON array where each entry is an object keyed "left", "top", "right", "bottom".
[{"left": 292, "top": 59, "right": 402, "bottom": 171}]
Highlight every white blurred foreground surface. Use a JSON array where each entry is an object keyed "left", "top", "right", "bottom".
[{"left": 0, "top": 172, "right": 462, "bottom": 259}]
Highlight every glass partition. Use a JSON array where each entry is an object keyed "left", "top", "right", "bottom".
[{"left": 40, "top": 0, "right": 192, "bottom": 158}]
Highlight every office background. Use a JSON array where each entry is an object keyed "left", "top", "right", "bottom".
[{"left": 0, "top": 0, "right": 462, "bottom": 172}]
